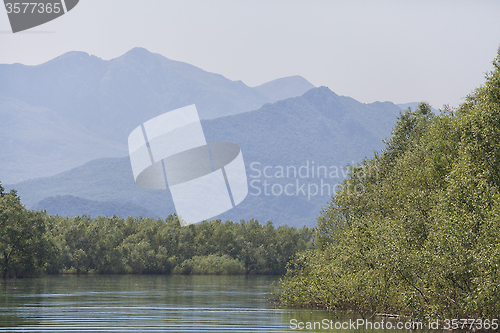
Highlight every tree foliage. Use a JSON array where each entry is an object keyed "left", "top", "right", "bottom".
[
  {"left": 0, "top": 183, "right": 56, "bottom": 278},
  {"left": 278, "top": 47, "right": 500, "bottom": 318},
  {"left": 47, "top": 216, "right": 312, "bottom": 275},
  {"left": 1, "top": 190, "right": 313, "bottom": 277}
]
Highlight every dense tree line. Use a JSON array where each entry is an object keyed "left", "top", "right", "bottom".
[
  {"left": 278, "top": 48, "right": 500, "bottom": 318},
  {"left": 0, "top": 186, "right": 313, "bottom": 278}
]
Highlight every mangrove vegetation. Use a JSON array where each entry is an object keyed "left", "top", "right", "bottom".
[{"left": 277, "top": 48, "right": 500, "bottom": 318}]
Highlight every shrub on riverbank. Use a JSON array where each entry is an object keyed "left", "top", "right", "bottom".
[
  {"left": 278, "top": 48, "right": 500, "bottom": 318},
  {"left": 172, "top": 254, "right": 245, "bottom": 275}
]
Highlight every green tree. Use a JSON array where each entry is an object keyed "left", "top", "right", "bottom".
[{"left": 0, "top": 183, "right": 55, "bottom": 278}]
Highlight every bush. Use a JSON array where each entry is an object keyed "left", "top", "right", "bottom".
[{"left": 172, "top": 255, "right": 245, "bottom": 275}]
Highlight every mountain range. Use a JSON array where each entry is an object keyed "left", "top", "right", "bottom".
[
  {"left": 0, "top": 47, "right": 314, "bottom": 184},
  {"left": 2, "top": 48, "right": 429, "bottom": 227}
]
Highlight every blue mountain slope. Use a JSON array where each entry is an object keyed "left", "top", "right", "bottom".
[{"left": 7, "top": 87, "right": 401, "bottom": 227}]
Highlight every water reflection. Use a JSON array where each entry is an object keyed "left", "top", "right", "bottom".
[
  {"left": 0, "top": 275, "right": 288, "bottom": 332},
  {"left": 0, "top": 275, "right": 463, "bottom": 332}
]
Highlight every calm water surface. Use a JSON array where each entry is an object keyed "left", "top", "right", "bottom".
[{"left": 0, "top": 275, "right": 457, "bottom": 332}]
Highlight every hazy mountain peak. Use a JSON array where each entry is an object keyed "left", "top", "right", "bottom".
[
  {"left": 118, "top": 47, "right": 163, "bottom": 61},
  {"left": 302, "top": 86, "right": 341, "bottom": 104},
  {"left": 254, "top": 75, "right": 315, "bottom": 103},
  {"left": 110, "top": 47, "right": 165, "bottom": 72},
  {"left": 49, "top": 50, "right": 91, "bottom": 61},
  {"left": 125, "top": 46, "right": 153, "bottom": 55},
  {"left": 43, "top": 51, "right": 103, "bottom": 68},
  {"left": 302, "top": 85, "right": 336, "bottom": 96}
]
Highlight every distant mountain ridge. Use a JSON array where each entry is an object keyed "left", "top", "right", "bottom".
[
  {"left": 33, "top": 195, "right": 159, "bottom": 218},
  {"left": 7, "top": 86, "right": 402, "bottom": 227},
  {"left": 0, "top": 47, "right": 315, "bottom": 183}
]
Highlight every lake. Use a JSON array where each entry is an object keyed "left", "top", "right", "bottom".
[{"left": 0, "top": 275, "right": 459, "bottom": 332}]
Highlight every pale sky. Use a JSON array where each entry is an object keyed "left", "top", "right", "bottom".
[{"left": 1, "top": 0, "right": 500, "bottom": 109}]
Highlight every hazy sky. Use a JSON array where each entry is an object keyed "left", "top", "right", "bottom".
[{"left": 1, "top": 0, "right": 499, "bottom": 109}]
